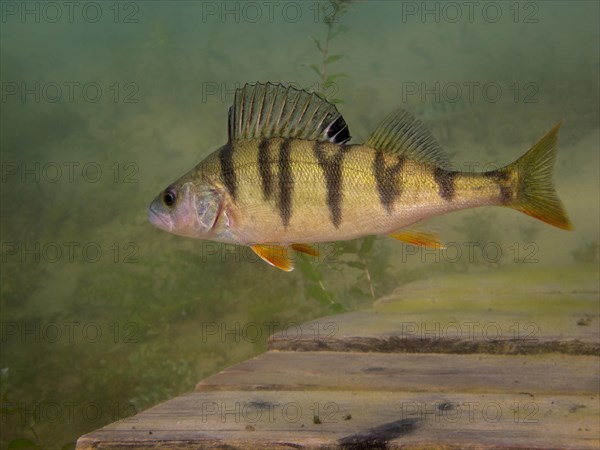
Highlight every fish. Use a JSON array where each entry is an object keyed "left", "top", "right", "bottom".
[{"left": 148, "top": 82, "right": 573, "bottom": 271}]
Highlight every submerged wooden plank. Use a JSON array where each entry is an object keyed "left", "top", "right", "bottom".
[
  {"left": 269, "top": 266, "right": 600, "bottom": 354},
  {"left": 77, "top": 390, "right": 600, "bottom": 449},
  {"left": 196, "top": 351, "right": 599, "bottom": 395}
]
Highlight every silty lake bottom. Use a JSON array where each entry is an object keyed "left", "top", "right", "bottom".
[{"left": 0, "top": 1, "right": 598, "bottom": 448}]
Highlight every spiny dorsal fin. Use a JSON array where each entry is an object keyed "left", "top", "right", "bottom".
[
  {"left": 365, "top": 109, "right": 450, "bottom": 168},
  {"left": 228, "top": 82, "right": 350, "bottom": 144}
]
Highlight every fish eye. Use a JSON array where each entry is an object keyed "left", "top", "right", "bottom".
[{"left": 163, "top": 189, "right": 176, "bottom": 207}]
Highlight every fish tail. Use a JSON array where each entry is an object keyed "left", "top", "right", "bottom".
[{"left": 502, "top": 122, "right": 573, "bottom": 230}]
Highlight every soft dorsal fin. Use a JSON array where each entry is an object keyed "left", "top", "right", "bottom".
[
  {"left": 228, "top": 82, "right": 350, "bottom": 144},
  {"left": 365, "top": 109, "right": 450, "bottom": 168}
]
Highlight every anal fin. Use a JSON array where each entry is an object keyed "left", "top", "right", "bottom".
[
  {"left": 389, "top": 229, "right": 445, "bottom": 249},
  {"left": 291, "top": 244, "right": 320, "bottom": 257},
  {"left": 251, "top": 245, "right": 294, "bottom": 271}
]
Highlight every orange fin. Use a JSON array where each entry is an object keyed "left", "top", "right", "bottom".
[
  {"left": 503, "top": 122, "right": 573, "bottom": 230},
  {"left": 389, "top": 229, "right": 445, "bottom": 249},
  {"left": 291, "top": 244, "right": 320, "bottom": 257},
  {"left": 250, "top": 245, "right": 293, "bottom": 272}
]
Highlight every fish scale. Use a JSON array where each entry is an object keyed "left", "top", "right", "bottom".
[{"left": 148, "top": 82, "right": 573, "bottom": 271}]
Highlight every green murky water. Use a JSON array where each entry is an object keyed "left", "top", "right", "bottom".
[{"left": 1, "top": 1, "right": 598, "bottom": 448}]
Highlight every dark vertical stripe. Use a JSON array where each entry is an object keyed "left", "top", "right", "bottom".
[
  {"left": 277, "top": 139, "right": 293, "bottom": 228},
  {"left": 373, "top": 150, "right": 405, "bottom": 213},
  {"left": 258, "top": 138, "right": 273, "bottom": 200},
  {"left": 500, "top": 186, "right": 512, "bottom": 204},
  {"left": 313, "top": 142, "right": 348, "bottom": 228},
  {"left": 219, "top": 143, "right": 237, "bottom": 201},
  {"left": 434, "top": 168, "right": 457, "bottom": 201},
  {"left": 484, "top": 169, "right": 513, "bottom": 205}
]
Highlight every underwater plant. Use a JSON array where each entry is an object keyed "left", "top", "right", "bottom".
[
  {"left": 305, "top": 0, "right": 354, "bottom": 103},
  {"left": 300, "top": 1, "right": 401, "bottom": 305}
]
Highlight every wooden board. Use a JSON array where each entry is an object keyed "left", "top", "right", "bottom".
[
  {"left": 76, "top": 266, "right": 600, "bottom": 449},
  {"left": 269, "top": 266, "right": 599, "bottom": 354},
  {"left": 76, "top": 391, "right": 600, "bottom": 449},
  {"left": 196, "top": 351, "right": 598, "bottom": 395},
  {"left": 78, "top": 355, "right": 599, "bottom": 449}
]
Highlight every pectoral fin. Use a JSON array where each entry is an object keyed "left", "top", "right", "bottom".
[
  {"left": 389, "top": 229, "right": 444, "bottom": 249},
  {"left": 251, "top": 245, "right": 294, "bottom": 271}
]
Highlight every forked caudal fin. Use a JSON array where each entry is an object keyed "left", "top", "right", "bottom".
[{"left": 503, "top": 122, "right": 573, "bottom": 230}]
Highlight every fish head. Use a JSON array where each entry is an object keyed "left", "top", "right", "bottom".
[{"left": 148, "top": 161, "right": 228, "bottom": 239}]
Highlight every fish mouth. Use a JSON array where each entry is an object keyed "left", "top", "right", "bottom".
[{"left": 148, "top": 203, "right": 173, "bottom": 231}]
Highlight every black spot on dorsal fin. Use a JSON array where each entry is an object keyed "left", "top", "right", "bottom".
[{"left": 326, "top": 114, "right": 351, "bottom": 144}]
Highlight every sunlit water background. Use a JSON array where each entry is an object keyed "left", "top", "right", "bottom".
[{"left": 1, "top": 1, "right": 598, "bottom": 448}]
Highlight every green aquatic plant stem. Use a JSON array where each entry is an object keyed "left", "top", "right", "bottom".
[{"left": 307, "top": 0, "right": 354, "bottom": 101}]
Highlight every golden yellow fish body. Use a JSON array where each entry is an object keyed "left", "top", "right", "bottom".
[{"left": 200, "top": 137, "right": 515, "bottom": 245}]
